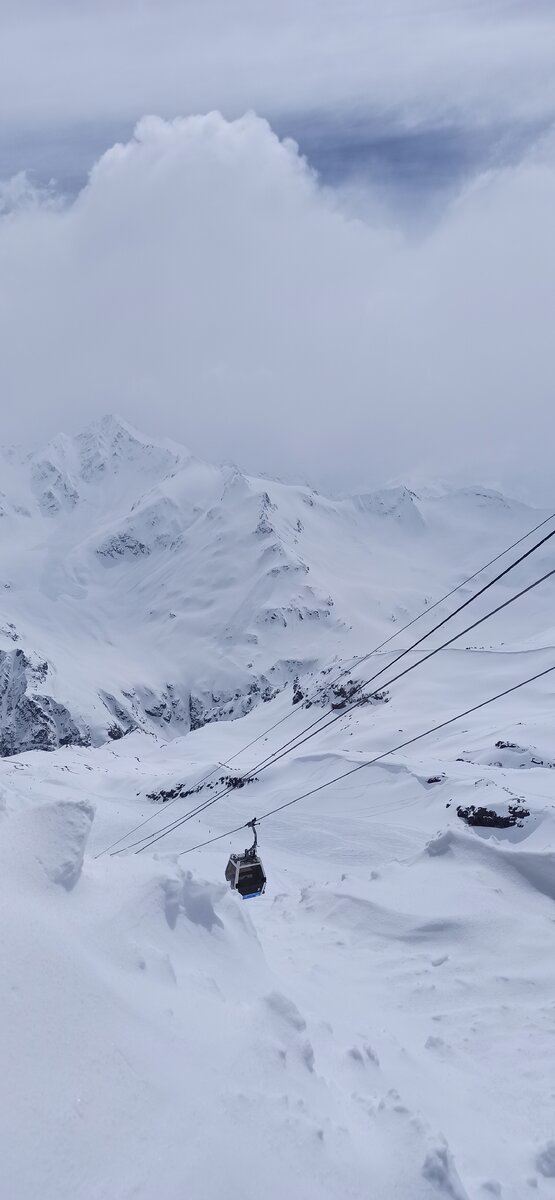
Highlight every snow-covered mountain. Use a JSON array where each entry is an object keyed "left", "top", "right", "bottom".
[
  {"left": 2, "top": 416, "right": 555, "bottom": 1200},
  {"left": 1, "top": 414, "right": 551, "bottom": 756}
]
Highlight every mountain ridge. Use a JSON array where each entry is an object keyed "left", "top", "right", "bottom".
[{"left": 0, "top": 414, "right": 550, "bottom": 756}]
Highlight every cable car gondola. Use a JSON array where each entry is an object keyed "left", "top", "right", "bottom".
[{"left": 225, "top": 820, "right": 266, "bottom": 898}]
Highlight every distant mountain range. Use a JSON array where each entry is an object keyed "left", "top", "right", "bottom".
[{"left": 0, "top": 413, "right": 549, "bottom": 755}]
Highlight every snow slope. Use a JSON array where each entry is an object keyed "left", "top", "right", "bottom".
[
  {"left": 1, "top": 416, "right": 555, "bottom": 1199},
  {"left": 1, "top": 414, "right": 553, "bottom": 753}
]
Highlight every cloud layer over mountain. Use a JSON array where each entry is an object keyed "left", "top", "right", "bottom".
[{"left": 1, "top": 112, "right": 554, "bottom": 494}]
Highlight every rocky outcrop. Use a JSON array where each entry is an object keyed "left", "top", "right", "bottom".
[
  {"left": 31, "top": 457, "right": 80, "bottom": 517},
  {"left": 95, "top": 496, "right": 184, "bottom": 564},
  {"left": 188, "top": 677, "right": 280, "bottom": 731},
  {"left": 0, "top": 648, "right": 89, "bottom": 756},
  {"left": 0, "top": 637, "right": 386, "bottom": 758},
  {"left": 96, "top": 531, "right": 151, "bottom": 562},
  {"left": 295, "top": 675, "right": 390, "bottom": 710}
]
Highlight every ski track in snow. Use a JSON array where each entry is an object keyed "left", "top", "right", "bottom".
[{"left": 1, "top": 416, "right": 555, "bottom": 1198}]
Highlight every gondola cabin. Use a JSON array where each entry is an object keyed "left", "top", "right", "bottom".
[
  {"left": 225, "top": 852, "right": 266, "bottom": 897},
  {"left": 225, "top": 821, "right": 266, "bottom": 898}
]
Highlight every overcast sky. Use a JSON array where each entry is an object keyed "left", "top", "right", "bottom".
[{"left": 1, "top": 0, "right": 554, "bottom": 496}]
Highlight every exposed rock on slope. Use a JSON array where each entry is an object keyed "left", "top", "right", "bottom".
[{"left": 0, "top": 648, "right": 89, "bottom": 756}]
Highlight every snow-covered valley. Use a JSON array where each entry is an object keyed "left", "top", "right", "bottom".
[{"left": 1, "top": 416, "right": 555, "bottom": 1199}]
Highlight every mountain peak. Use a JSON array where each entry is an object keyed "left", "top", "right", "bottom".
[
  {"left": 76, "top": 412, "right": 191, "bottom": 462},
  {"left": 351, "top": 484, "right": 424, "bottom": 529},
  {"left": 24, "top": 414, "right": 192, "bottom": 515}
]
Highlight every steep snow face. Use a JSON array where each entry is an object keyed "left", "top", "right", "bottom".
[
  {"left": 1, "top": 653, "right": 555, "bottom": 1199},
  {"left": 0, "top": 415, "right": 553, "bottom": 755},
  {"left": 1, "top": 761, "right": 469, "bottom": 1200},
  {"left": 2, "top": 419, "right": 555, "bottom": 1200}
]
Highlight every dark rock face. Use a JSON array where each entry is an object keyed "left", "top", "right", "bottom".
[
  {"left": 189, "top": 678, "right": 280, "bottom": 732},
  {"left": 456, "top": 803, "right": 530, "bottom": 829},
  {"left": 96, "top": 532, "right": 151, "bottom": 562},
  {"left": 0, "top": 638, "right": 390, "bottom": 757},
  {"left": 107, "top": 723, "right": 125, "bottom": 740},
  {"left": 98, "top": 691, "right": 139, "bottom": 737},
  {"left": 305, "top": 678, "right": 389, "bottom": 710},
  {"left": 31, "top": 459, "right": 79, "bottom": 516},
  {"left": 0, "top": 648, "right": 89, "bottom": 756},
  {"left": 146, "top": 773, "right": 258, "bottom": 804}
]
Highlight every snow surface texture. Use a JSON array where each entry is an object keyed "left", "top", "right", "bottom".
[{"left": 1, "top": 416, "right": 555, "bottom": 1199}]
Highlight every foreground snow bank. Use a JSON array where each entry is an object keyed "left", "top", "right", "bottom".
[
  {"left": 1, "top": 788, "right": 473, "bottom": 1200},
  {"left": 1, "top": 598, "right": 554, "bottom": 1198}
]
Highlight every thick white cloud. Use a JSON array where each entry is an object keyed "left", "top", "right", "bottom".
[
  {"left": 0, "top": 112, "right": 554, "bottom": 496},
  {"left": 1, "top": 1, "right": 554, "bottom": 135}
]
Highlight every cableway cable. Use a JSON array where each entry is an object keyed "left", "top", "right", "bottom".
[
  {"left": 234, "top": 528, "right": 555, "bottom": 777},
  {"left": 131, "top": 560, "right": 555, "bottom": 855},
  {"left": 175, "top": 663, "right": 555, "bottom": 857},
  {"left": 217, "top": 566, "right": 555, "bottom": 784},
  {"left": 97, "top": 512, "right": 555, "bottom": 859}
]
